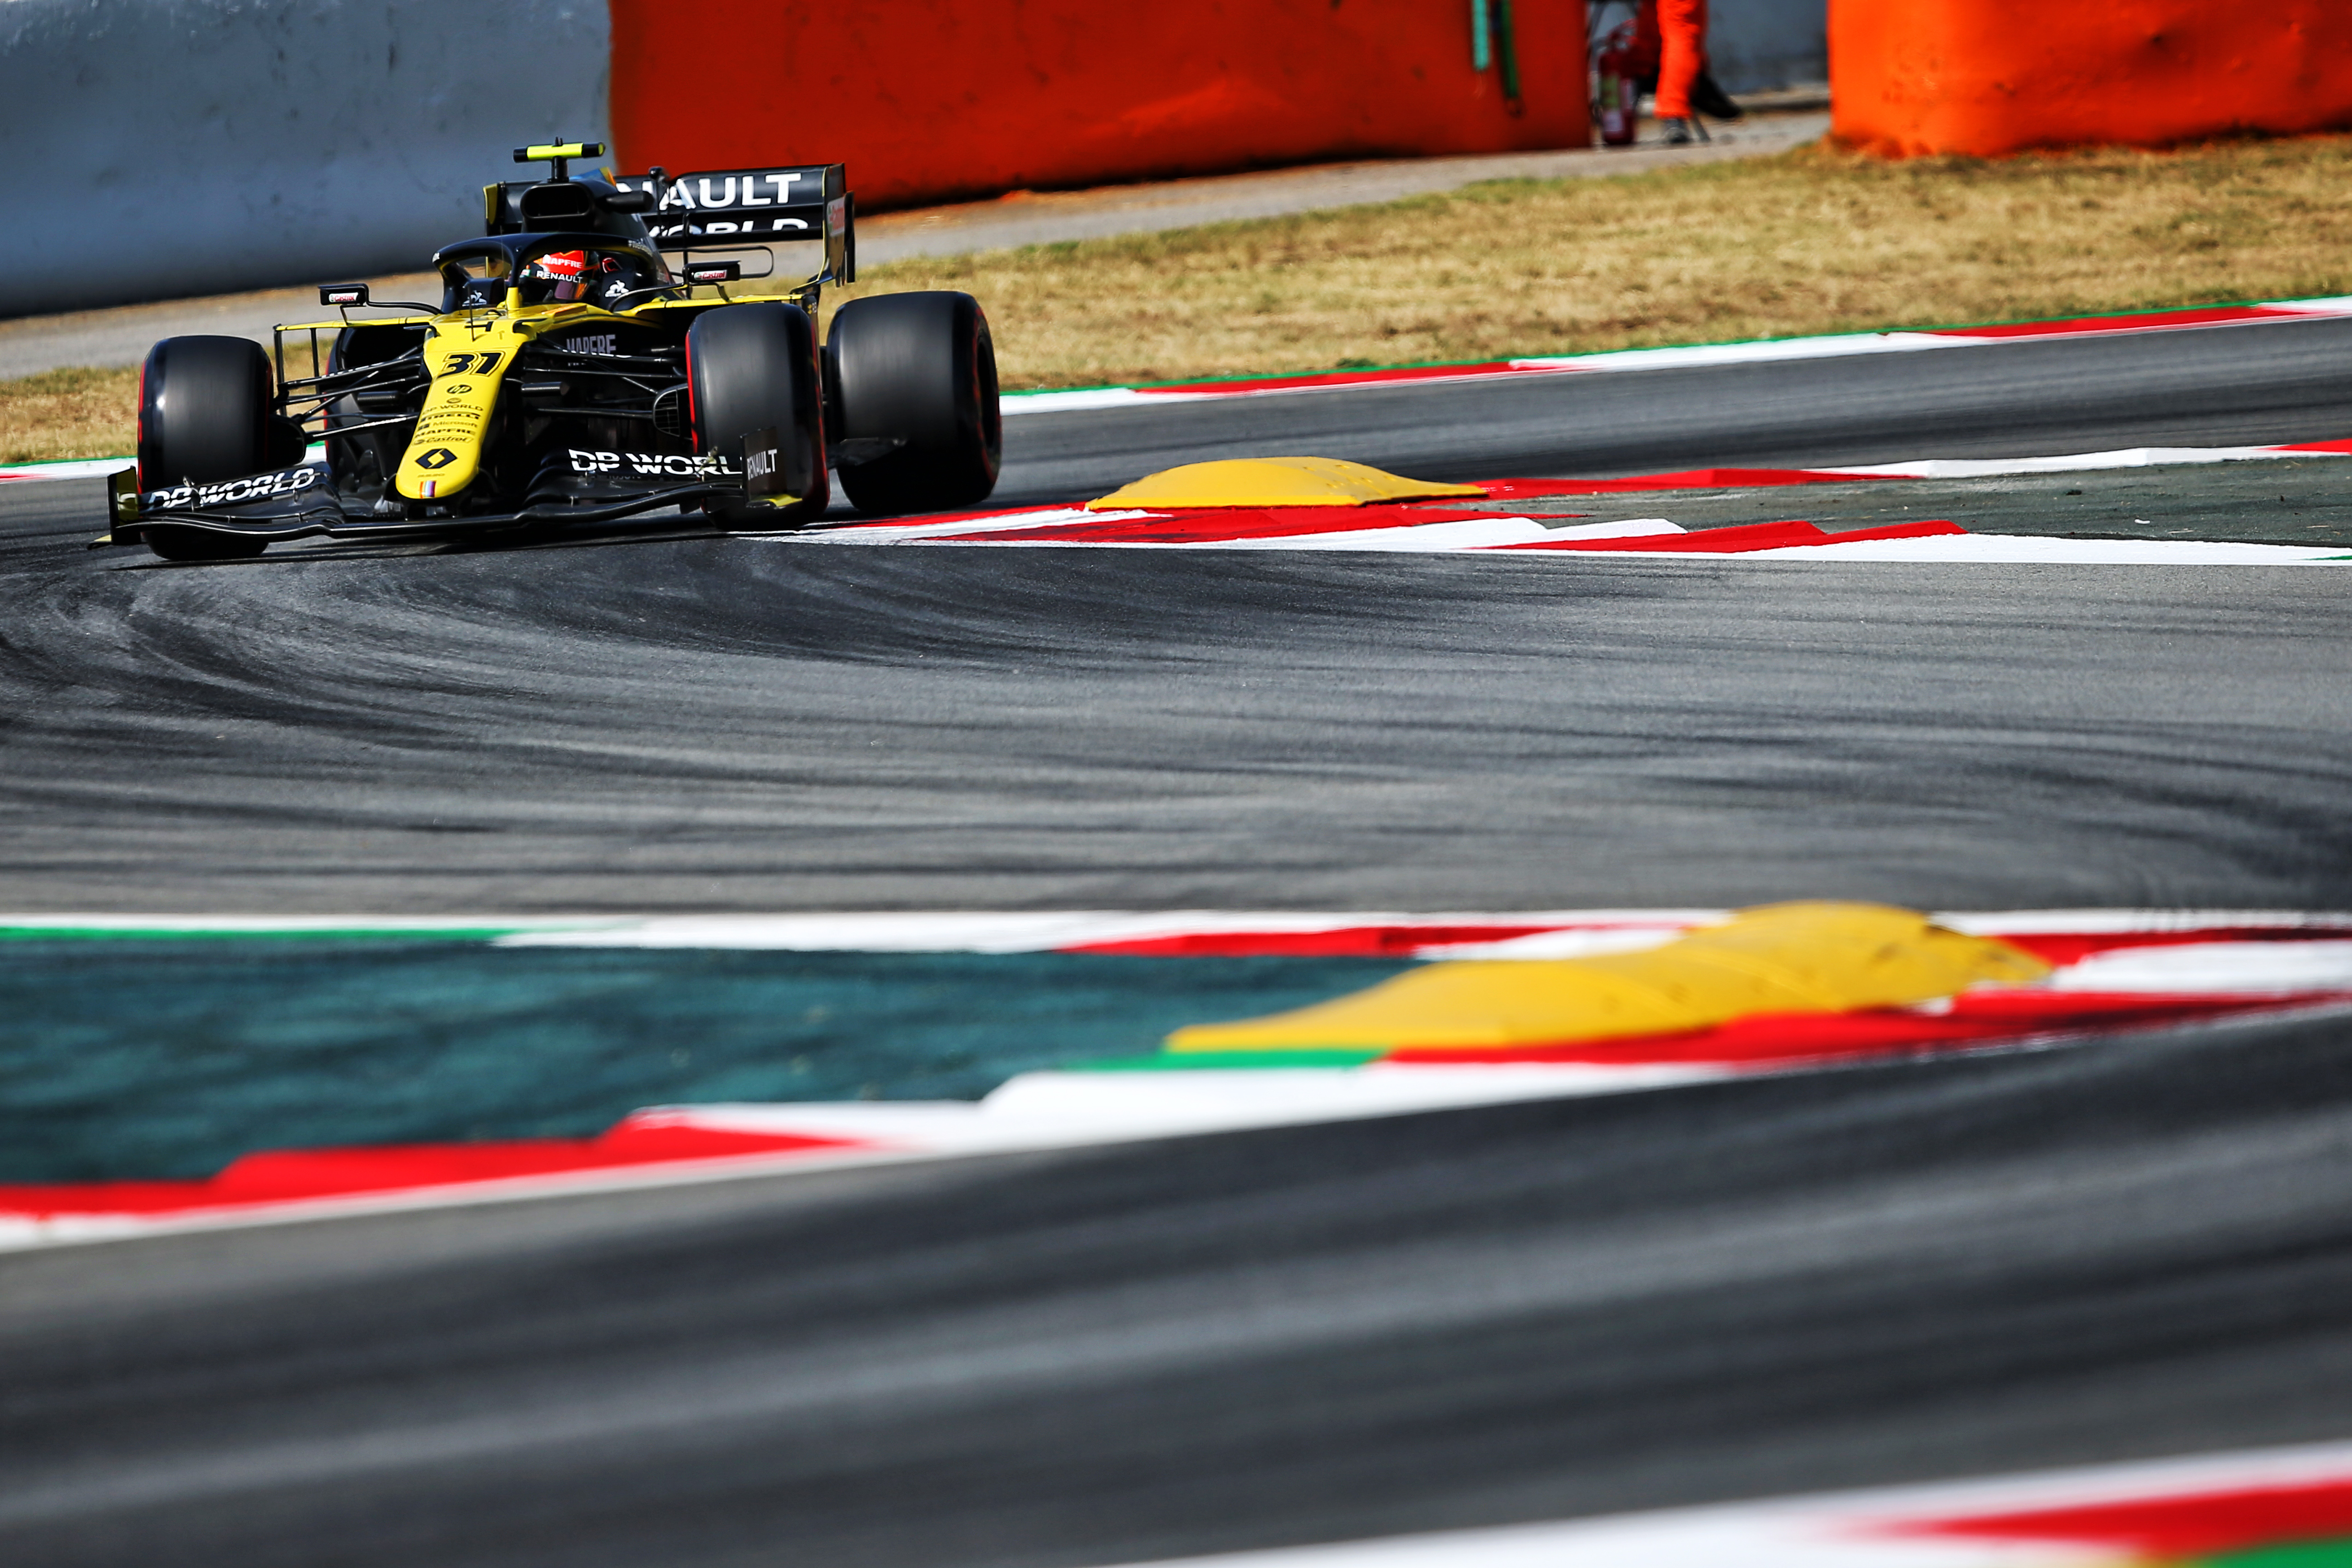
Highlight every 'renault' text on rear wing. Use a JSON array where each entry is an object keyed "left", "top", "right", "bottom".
[{"left": 615, "top": 164, "right": 853, "bottom": 284}]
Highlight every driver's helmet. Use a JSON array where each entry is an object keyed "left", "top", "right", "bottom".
[
  {"left": 522, "top": 249, "right": 654, "bottom": 308},
  {"left": 523, "top": 248, "right": 592, "bottom": 303}
]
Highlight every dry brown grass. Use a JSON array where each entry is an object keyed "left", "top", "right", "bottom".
[
  {"left": 0, "top": 367, "right": 139, "bottom": 464},
  {"left": 0, "top": 339, "right": 309, "bottom": 466},
  {"left": 13, "top": 133, "right": 2352, "bottom": 461},
  {"left": 825, "top": 133, "right": 2352, "bottom": 387}
]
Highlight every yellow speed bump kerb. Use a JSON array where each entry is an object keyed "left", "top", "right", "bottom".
[
  {"left": 1086, "top": 456, "right": 1485, "bottom": 511},
  {"left": 1164, "top": 902, "right": 2054, "bottom": 1053}
]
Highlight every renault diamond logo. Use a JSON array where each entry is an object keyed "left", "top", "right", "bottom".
[{"left": 416, "top": 448, "right": 458, "bottom": 470}]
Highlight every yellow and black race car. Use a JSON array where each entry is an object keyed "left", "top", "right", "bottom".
[{"left": 102, "top": 142, "right": 1000, "bottom": 561}]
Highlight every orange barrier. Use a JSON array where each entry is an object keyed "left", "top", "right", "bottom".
[
  {"left": 1833, "top": 0, "right": 2352, "bottom": 157},
  {"left": 610, "top": 0, "right": 1588, "bottom": 210}
]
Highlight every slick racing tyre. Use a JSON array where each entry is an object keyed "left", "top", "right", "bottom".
[
  {"left": 686, "top": 302, "right": 828, "bottom": 526},
  {"left": 137, "top": 336, "right": 292, "bottom": 560},
  {"left": 828, "top": 291, "right": 1000, "bottom": 515}
]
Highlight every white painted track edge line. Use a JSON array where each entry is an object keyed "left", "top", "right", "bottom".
[
  {"left": 6, "top": 908, "right": 2350, "bottom": 947},
  {"left": 1078, "top": 1439, "right": 2352, "bottom": 1568},
  {"left": 15, "top": 995, "right": 2352, "bottom": 1251},
  {"left": 996, "top": 298, "right": 2352, "bottom": 415},
  {"left": 0, "top": 1061, "right": 1732, "bottom": 1253}
]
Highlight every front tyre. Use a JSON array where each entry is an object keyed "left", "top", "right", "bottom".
[
  {"left": 828, "top": 291, "right": 1000, "bottom": 516},
  {"left": 686, "top": 302, "right": 828, "bottom": 526},
  {"left": 136, "top": 335, "right": 290, "bottom": 560}
]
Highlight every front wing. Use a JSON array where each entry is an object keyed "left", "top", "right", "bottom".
[{"left": 90, "top": 463, "right": 765, "bottom": 549}]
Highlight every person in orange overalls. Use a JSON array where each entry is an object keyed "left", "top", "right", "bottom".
[{"left": 1627, "top": 0, "right": 1743, "bottom": 144}]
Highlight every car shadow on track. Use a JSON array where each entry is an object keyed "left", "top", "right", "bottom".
[{"left": 101, "top": 517, "right": 757, "bottom": 568}]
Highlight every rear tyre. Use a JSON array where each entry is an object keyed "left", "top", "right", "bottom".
[
  {"left": 686, "top": 302, "right": 828, "bottom": 526},
  {"left": 828, "top": 291, "right": 1000, "bottom": 516},
  {"left": 136, "top": 335, "right": 281, "bottom": 560}
]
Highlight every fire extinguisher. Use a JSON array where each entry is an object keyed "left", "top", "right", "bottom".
[{"left": 1592, "top": 16, "right": 1640, "bottom": 147}]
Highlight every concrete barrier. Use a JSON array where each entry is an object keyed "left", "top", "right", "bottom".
[
  {"left": 4, "top": 0, "right": 1833, "bottom": 322},
  {"left": 611, "top": 0, "right": 1590, "bottom": 212},
  {"left": 0, "top": 0, "right": 610, "bottom": 318},
  {"left": 1833, "top": 0, "right": 2352, "bottom": 157}
]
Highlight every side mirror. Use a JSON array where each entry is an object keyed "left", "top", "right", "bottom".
[
  {"left": 601, "top": 190, "right": 655, "bottom": 214},
  {"left": 684, "top": 260, "right": 741, "bottom": 284},
  {"left": 320, "top": 283, "right": 370, "bottom": 307},
  {"left": 447, "top": 277, "right": 509, "bottom": 311}
]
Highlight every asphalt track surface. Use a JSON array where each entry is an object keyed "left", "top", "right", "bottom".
[
  {"left": 9, "top": 1010, "right": 2352, "bottom": 1568},
  {"left": 995, "top": 312, "right": 2352, "bottom": 507},
  {"left": 5, "top": 316, "right": 2352, "bottom": 1565},
  {"left": 5, "top": 315, "right": 2352, "bottom": 914}
]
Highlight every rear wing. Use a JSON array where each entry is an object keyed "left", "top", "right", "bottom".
[{"left": 613, "top": 163, "right": 853, "bottom": 284}]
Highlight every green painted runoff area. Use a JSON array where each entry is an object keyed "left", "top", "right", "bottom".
[
  {"left": 0, "top": 939, "right": 1407, "bottom": 1183},
  {"left": 2211, "top": 1542, "right": 2352, "bottom": 1568}
]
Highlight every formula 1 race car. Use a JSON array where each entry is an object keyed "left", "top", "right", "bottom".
[{"left": 101, "top": 142, "right": 1001, "bottom": 560}]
